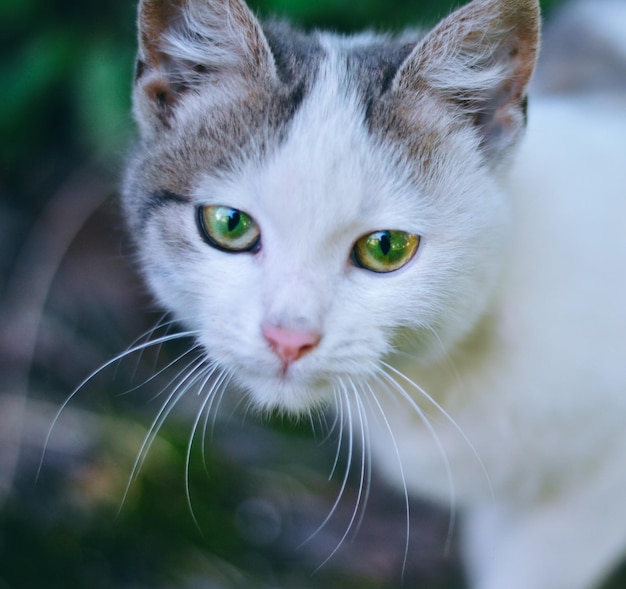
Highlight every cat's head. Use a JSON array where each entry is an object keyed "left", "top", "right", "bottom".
[{"left": 123, "top": 0, "right": 539, "bottom": 412}]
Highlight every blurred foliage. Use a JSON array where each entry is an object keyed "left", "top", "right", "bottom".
[
  {"left": 2, "top": 0, "right": 568, "bottom": 195},
  {"left": 2, "top": 1, "right": 590, "bottom": 589},
  {"left": 1, "top": 394, "right": 461, "bottom": 589},
  {"left": 2, "top": 0, "right": 137, "bottom": 200}
]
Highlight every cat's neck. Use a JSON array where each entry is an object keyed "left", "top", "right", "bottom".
[{"left": 391, "top": 308, "right": 505, "bottom": 410}]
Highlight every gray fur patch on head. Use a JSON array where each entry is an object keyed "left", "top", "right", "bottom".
[
  {"left": 126, "top": 23, "right": 422, "bottom": 234},
  {"left": 126, "top": 0, "right": 539, "bottom": 236},
  {"left": 125, "top": 22, "right": 327, "bottom": 234},
  {"left": 121, "top": 0, "right": 539, "bottom": 417}
]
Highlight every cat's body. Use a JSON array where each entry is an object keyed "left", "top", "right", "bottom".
[
  {"left": 372, "top": 96, "right": 626, "bottom": 589},
  {"left": 123, "top": 0, "right": 626, "bottom": 588}
]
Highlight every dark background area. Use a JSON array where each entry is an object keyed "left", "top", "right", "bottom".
[{"left": 6, "top": 1, "right": 622, "bottom": 588}]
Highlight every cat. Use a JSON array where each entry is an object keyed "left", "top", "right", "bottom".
[{"left": 122, "top": 0, "right": 626, "bottom": 587}]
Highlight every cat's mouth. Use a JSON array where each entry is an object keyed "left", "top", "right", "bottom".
[{"left": 234, "top": 363, "right": 335, "bottom": 414}]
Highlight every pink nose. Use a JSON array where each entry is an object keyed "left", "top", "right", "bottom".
[{"left": 262, "top": 324, "right": 321, "bottom": 367}]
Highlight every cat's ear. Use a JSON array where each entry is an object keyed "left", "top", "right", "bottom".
[
  {"left": 134, "top": 0, "right": 276, "bottom": 131},
  {"left": 393, "top": 0, "right": 540, "bottom": 160}
]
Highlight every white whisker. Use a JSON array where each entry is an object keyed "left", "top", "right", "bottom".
[
  {"left": 308, "top": 406, "right": 333, "bottom": 443},
  {"left": 348, "top": 380, "right": 372, "bottom": 540},
  {"left": 118, "top": 355, "right": 208, "bottom": 513},
  {"left": 317, "top": 409, "right": 338, "bottom": 445},
  {"left": 126, "top": 343, "right": 203, "bottom": 401},
  {"left": 185, "top": 363, "right": 229, "bottom": 534},
  {"left": 200, "top": 368, "right": 233, "bottom": 476},
  {"left": 300, "top": 384, "right": 349, "bottom": 554},
  {"left": 37, "top": 330, "right": 200, "bottom": 481},
  {"left": 372, "top": 364, "right": 458, "bottom": 553},
  {"left": 313, "top": 379, "right": 359, "bottom": 571},
  {"left": 122, "top": 314, "right": 177, "bottom": 381},
  {"left": 381, "top": 360, "right": 495, "bottom": 514},
  {"left": 362, "top": 379, "right": 412, "bottom": 579},
  {"left": 328, "top": 387, "right": 345, "bottom": 482}
]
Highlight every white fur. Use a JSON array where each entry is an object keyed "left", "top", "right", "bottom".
[
  {"left": 368, "top": 96, "right": 626, "bottom": 589},
  {"left": 162, "top": 1, "right": 274, "bottom": 74},
  {"left": 573, "top": 0, "right": 626, "bottom": 61},
  {"left": 128, "top": 1, "right": 626, "bottom": 587},
  {"left": 143, "top": 42, "right": 509, "bottom": 414}
]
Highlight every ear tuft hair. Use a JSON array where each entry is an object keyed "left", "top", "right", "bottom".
[
  {"left": 134, "top": 0, "right": 276, "bottom": 132},
  {"left": 393, "top": 0, "right": 540, "bottom": 160}
]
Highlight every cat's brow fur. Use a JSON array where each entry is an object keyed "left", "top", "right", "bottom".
[{"left": 122, "top": 0, "right": 626, "bottom": 588}]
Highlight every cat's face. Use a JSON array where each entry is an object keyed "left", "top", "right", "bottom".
[{"left": 124, "top": 0, "right": 538, "bottom": 412}]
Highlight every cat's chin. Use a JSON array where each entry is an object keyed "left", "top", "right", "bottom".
[{"left": 235, "top": 371, "right": 333, "bottom": 415}]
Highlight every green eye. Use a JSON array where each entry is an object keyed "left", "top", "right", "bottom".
[
  {"left": 197, "top": 205, "right": 260, "bottom": 253},
  {"left": 352, "top": 230, "right": 420, "bottom": 273}
]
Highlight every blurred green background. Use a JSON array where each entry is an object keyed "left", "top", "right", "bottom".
[
  {"left": 2, "top": 0, "right": 570, "bottom": 186},
  {"left": 8, "top": 1, "right": 620, "bottom": 589}
]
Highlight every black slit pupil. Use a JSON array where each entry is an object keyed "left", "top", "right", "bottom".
[
  {"left": 379, "top": 232, "right": 391, "bottom": 256},
  {"left": 228, "top": 211, "right": 240, "bottom": 232}
]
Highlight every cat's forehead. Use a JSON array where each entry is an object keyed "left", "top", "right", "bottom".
[{"left": 192, "top": 38, "right": 422, "bottom": 238}]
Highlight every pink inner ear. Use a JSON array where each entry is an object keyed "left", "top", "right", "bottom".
[{"left": 262, "top": 324, "right": 322, "bottom": 366}]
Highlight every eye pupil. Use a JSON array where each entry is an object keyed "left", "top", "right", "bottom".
[
  {"left": 197, "top": 205, "right": 260, "bottom": 253},
  {"left": 352, "top": 229, "right": 420, "bottom": 273},
  {"left": 227, "top": 210, "right": 240, "bottom": 232},
  {"left": 379, "top": 232, "right": 391, "bottom": 256}
]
